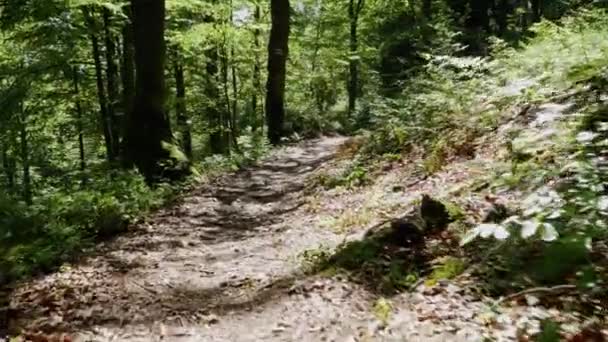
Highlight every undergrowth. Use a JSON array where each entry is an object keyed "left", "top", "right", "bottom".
[
  {"left": 0, "top": 134, "right": 271, "bottom": 285},
  {"left": 454, "top": 9, "right": 608, "bottom": 303}
]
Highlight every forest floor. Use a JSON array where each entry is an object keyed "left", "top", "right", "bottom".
[{"left": 6, "top": 107, "right": 601, "bottom": 341}]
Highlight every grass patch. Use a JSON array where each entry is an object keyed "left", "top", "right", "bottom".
[
  {"left": 425, "top": 256, "right": 467, "bottom": 287},
  {"left": 301, "top": 238, "right": 424, "bottom": 294},
  {"left": 373, "top": 298, "right": 393, "bottom": 325}
]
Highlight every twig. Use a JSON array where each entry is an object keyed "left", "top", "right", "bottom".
[
  {"left": 408, "top": 278, "right": 426, "bottom": 292},
  {"left": 129, "top": 280, "right": 159, "bottom": 295},
  {"left": 493, "top": 284, "right": 577, "bottom": 306}
]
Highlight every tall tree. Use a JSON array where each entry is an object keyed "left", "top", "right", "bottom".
[
  {"left": 347, "top": 0, "right": 364, "bottom": 116},
  {"left": 83, "top": 8, "right": 115, "bottom": 162},
  {"left": 103, "top": 8, "right": 121, "bottom": 160},
  {"left": 531, "top": 0, "right": 543, "bottom": 23},
  {"left": 251, "top": 3, "right": 262, "bottom": 132},
  {"left": 422, "top": 0, "right": 432, "bottom": 19},
  {"left": 120, "top": 6, "right": 136, "bottom": 165},
  {"left": 19, "top": 99, "right": 31, "bottom": 205},
  {"left": 125, "top": 0, "right": 182, "bottom": 182},
  {"left": 173, "top": 51, "right": 192, "bottom": 158},
  {"left": 265, "top": 0, "right": 290, "bottom": 145},
  {"left": 72, "top": 66, "right": 86, "bottom": 174}
]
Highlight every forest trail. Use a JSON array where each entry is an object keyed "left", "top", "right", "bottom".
[{"left": 7, "top": 134, "right": 580, "bottom": 342}]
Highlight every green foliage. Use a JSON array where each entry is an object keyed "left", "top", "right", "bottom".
[
  {"left": 0, "top": 171, "right": 177, "bottom": 281},
  {"left": 316, "top": 163, "right": 370, "bottom": 189},
  {"left": 426, "top": 256, "right": 466, "bottom": 286},
  {"left": 372, "top": 298, "right": 393, "bottom": 325},
  {"left": 302, "top": 239, "right": 420, "bottom": 293},
  {"left": 458, "top": 8, "right": 608, "bottom": 292}
]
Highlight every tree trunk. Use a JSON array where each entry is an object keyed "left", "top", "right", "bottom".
[
  {"left": 19, "top": 102, "right": 31, "bottom": 205},
  {"left": 531, "top": 0, "right": 542, "bottom": 22},
  {"left": 72, "top": 66, "right": 86, "bottom": 174},
  {"left": 468, "top": 0, "right": 490, "bottom": 32},
  {"left": 173, "top": 51, "right": 192, "bottom": 159},
  {"left": 230, "top": 53, "right": 239, "bottom": 149},
  {"left": 265, "top": 0, "right": 290, "bottom": 145},
  {"left": 496, "top": 0, "right": 511, "bottom": 35},
  {"left": 84, "top": 8, "right": 115, "bottom": 163},
  {"left": 251, "top": 4, "right": 262, "bottom": 132},
  {"left": 2, "top": 143, "right": 15, "bottom": 194},
  {"left": 206, "top": 47, "right": 226, "bottom": 155},
  {"left": 310, "top": 0, "right": 325, "bottom": 114},
  {"left": 120, "top": 6, "right": 136, "bottom": 166},
  {"left": 422, "top": 0, "right": 432, "bottom": 19},
  {"left": 348, "top": 0, "right": 363, "bottom": 116},
  {"left": 103, "top": 8, "right": 120, "bottom": 160},
  {"left": 520, "top": 0, "right": 529, "bottom": 32},
  {"left": 220, "top": 45, "right": 233, "bottom": 152},
  {"left": 126, "top": 0, "right": 182, "bottom": 182}
]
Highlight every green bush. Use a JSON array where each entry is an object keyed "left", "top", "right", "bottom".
[{"left": 0, "top": 171, "right": 176, "bottom": 282}]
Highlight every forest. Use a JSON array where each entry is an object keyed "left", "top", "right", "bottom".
[{"left": 1, "top": 0, "right": 608, "bottom": 340}]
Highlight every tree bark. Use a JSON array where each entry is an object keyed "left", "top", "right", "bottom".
[
  {"left": 19, "top": 101, "right": 31, "bottom": 205},
  {"left": 422, "top": 0, "right": 432, "bottom": 19},
  {"left": 206, "top": 47, "right": 227, "bottom": 155},
  {"left": 120, "top": 6, "right": 136, "bottom": 165},
  {"left": 265, "top": 0, "right": 290, "bottom": 145},
  {"left": 220, "top": 45, "right": 233, "bottom": 151},
  {"left": 531, "top": 0, "right": 543, "bottom": 22},
  {"left": 173, "top": 51, "right": 192, "bottom": 159},
  {"left": 310, "top": 0, "right": 325, "bottom": 113},
  {"left": 2, "top": 143, "right": 15, "bottom": 194},
  {"left": 348, "top": 0, "right": 363, "bottom": 116},
  {"left": 468, "top": 0, "right": 490, "bottom": 32},
  {"left": 251, "top": 4, "right": 262, "bottom": 132},
  {"left": 126, "top": 0, "right": 182, "bottom": 182},
  {"left": 103, "top": 8, "right": 120, "bottom": 160},
  {"left": 72, "top": 66, "right": 86, "bottom": 174},
  {"left": 496, "top": 0, "right": 511, "bottom": 35},
  {"left": 84, "top": 8, "right": 115, "bottom": 163}
]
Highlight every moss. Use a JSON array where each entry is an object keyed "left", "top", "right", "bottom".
[
  {"left": 373, "top": 298, "right": 393, "bottom": 325},
  {"left": 443, "top": 201, "right": 466, "bottom": 221},
  {"left": 426, "top": 256, "right": 466, "bottom": 286}
]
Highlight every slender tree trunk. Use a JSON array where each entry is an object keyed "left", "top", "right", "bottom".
[
  {"left": 520, "top": 0, "right": 529, "bottom": 32},
  {"left": 72, "top": 67, "right": 86, "bottom": 174},
  {"left": 496, "top": 0, "right": 510, "bottom": 35},
  {"left": 120, "top": 7, "right": 136, "bottom": 165},
  {"left": 469, "top": 0, "right": 490, "bottom": 31},
  {"left": 348, "top": 0, "right": 363, "bottom": 116},
  {"left": 19, "top": 102, "right": 31, "bottom": 205},
  {"left": 531, "top": 0, "right": 542, "bottom": 22},
  {"left": 103, "top": 8, "right": 120, "bottom": 160},
  {"left": 228, "top": 0, "right": 239, "bottom": 148},
  {"left": 173, "top": 51, "right": 192, "bottom": 159},
  {"left": 265, "top": 0, "right": 290, "bottom": 145},
  {"left": 220, "top": 45, "right": 233, "bottom": 152},
  {"left": 422, "top": 0, "right": 432, "bottom": 19},
  {"left": 84, "top": 8, "right": 115, "bottom": 163},
  {"left": 126, "top": 0, "right": 182, "bottom": 182},
  {"left": 251, "top": 4, "right": 262, "bottom": 132},
  {"left": 2, "top": 144, "right": 15, "bottom": 193},
  {"left": 310, "top": 0, "right": 325, "bottom": 113},
  {"left": 230, "top": 54, "right": 238, "bottom": 147},
  {"left": 206, "top": 47, "right": 226, "bottom": 155}
]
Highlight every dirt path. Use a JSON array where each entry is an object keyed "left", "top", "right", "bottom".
[
  {"left": 8, "top": 136, "right": 585, "bottom": 342},
  {"left": 10, "top": 137, "right": 376, "bottom": 341}
]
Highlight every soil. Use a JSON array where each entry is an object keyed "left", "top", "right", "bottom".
[{"left": 6, "top": 135, "right": 597, "bottom": 341}]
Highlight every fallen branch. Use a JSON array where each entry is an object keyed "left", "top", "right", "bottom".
[
  {"left": 408, "top": 278, "right": 426, "bottom": 292},
  {"left": 493, "top": 284, "right": 577, "bottom": 307}
]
